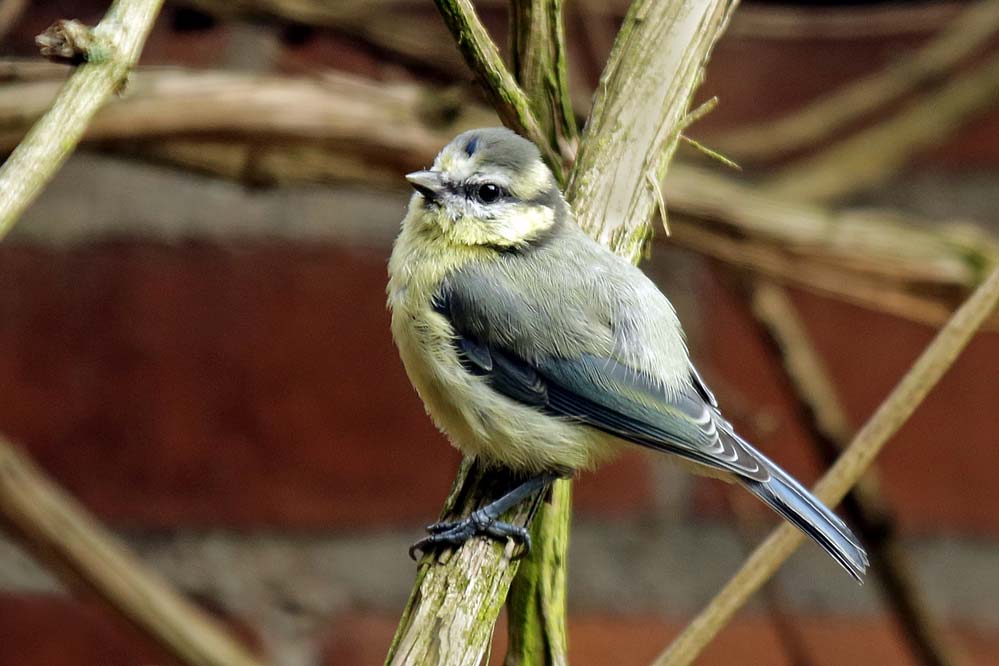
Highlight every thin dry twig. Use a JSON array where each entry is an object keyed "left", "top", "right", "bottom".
[
  {"left": 765, "top": 52, "right": 999, "bottom": 203},
  {"left": 723, "top": 491, "right": 814, "bottom": 666},
  {"left": 714, "top": 0, "right": 999, "bottom": 161},
  {"left": 651, "top": 262, "right": 999, "bottom": 666},
  {"left": 0, "top": 0, "right": 164, "bottom": 239},
  {"left": 0, "top": 439, "right": 264, "bottom": 666},
  {"left": 750, "top": 282, "right": 971, "bottom": 666}
]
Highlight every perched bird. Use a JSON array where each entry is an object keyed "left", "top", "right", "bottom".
[{"left": 387, "top": 127, "right": 868, "bottom": 581}]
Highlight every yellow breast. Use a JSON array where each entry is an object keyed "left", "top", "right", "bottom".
[{"left": 386, "top": 204, "right": 610, "bottom": 473}]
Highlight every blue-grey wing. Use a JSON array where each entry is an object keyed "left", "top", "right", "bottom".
[
  {"left": 436, "top": 268, "right": 868, "bottom": 580},
  {"left": 435, "top": 282, "right": 769, "bottom": 482}
]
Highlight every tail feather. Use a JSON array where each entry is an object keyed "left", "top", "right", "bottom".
[{"left": 740, "top": 459, "right": 868, "bottom": 583}]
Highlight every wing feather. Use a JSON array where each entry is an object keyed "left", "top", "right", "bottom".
[
  {"left": 433, "top": 258, "right": 866, "bottom": 579},
  {"left": 448, "top": 313, "right": 769, "bottom": 481}
]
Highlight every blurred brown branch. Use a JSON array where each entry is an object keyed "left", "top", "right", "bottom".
[
  {"left": 749, "top": 282, "right": 971, "bottom": 666},
  {"left": 665, "top": 164, "right": 998, "bottom": 328},
  {"left": 3, "top": 63, "right": 993, "bottom": 328},
  {"left": 185, "top": 0, "right": 500, "bottom": 24},
  {"left": 186, "top": 0, "right": 468, "bottom": 75},
  {"left": 0, "top": 2, "right": 274, "bottom": 665},
  {"left": 697, "top": 5, "right": 999, "bottom": 655},
  {"left": 652, "top": 6, "right": 999, "bottom": 655},
  {"left": 713, "top": 0, "right": 999, "bottom": 162},
  {"left": 765, "top": 52, "right": 999, "bottom": 203},
  {"left": 653, "top": 259, "right": 999, "bottom": 666},
  {"left": 725, "top": 2, "right": 967, "bottom": 40},
  {"left": 0, "top": 439, "right": 264, "bottom": 666},
  {"left": 726, "top": 12, "right": 999, "bottom": 652},
  {"left": 0, "top": 66, "right": 493, "bottom": 159}
]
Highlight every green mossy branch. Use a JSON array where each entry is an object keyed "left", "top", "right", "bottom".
[
  {"left": 505, "top": 479, "right": 571, "bottom": 666},
  {"left": 567, "top": 0, "right": 739, "bottom": 261},
  {"left": 510, "top": 0, "right": 579, "bottom": 162},
  {"left": 0, "top": 0, "right": 164, "bottom": 238},
  {"left": 432, "top": 0, "right": 565, "bottom": 182}
]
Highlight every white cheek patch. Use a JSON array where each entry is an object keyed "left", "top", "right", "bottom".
[
  {"left": 440, "top": 203, "right": 553, "bottom": 248},
  {"left": 490, "top": 204, "right": 554, "bottom": 246}
]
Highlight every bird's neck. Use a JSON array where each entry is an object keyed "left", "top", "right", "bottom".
[{"left": 387, "top": 204, "right": 499, "bottom": 313}]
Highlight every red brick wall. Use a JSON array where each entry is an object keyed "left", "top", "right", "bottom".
[
  {"left": 0, "top": 242, "right": 655, "bottom": 529},
  {"left": 2, "top": 242, "right": 998, "bottom": 535}
]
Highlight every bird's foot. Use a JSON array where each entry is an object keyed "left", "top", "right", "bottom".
[
  {"left": 408, "top": 508, "right": 532, "bottom": 560},
  {"left": 408, "top": 471, "right": 560, "bottom": 561}
]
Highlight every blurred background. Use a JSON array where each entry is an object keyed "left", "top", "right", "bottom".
[{"left": 1, "top": 0, "right": 998, "bottom": 665}]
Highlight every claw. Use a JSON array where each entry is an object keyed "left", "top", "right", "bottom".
[
  {"left": 425, "top": 521, "right": 452, "bottom": 534},
  {"left": 509, "top": 532, "right": 532, "bottom": 560},
  {"left": 408, "top": 514, "right": 533, "bottom": 560},
  {"left": 482, "top": 522, "right": 531, "bottom": 557},
  {"left": 407, "top": 473, "right": 558, "bottom": 562}
]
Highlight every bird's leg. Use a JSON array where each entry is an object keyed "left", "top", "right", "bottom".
[{"left": 409, "top": 472, "right": 559, "bottom": 560}]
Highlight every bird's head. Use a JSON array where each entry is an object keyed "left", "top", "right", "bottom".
[{"left": 405, "top": 127, "right": 565, "bottom": 249}]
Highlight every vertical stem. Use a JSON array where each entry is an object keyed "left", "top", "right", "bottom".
[
  {"left": 504, "top": 480, "right": 571, "bottom": 666},
  {"left": 567, "top": 0, "right": 739, "bottom": 259},
  {"left": 505, "top": 2, "right": 576, "bottom": 663},
  {"left": 510, "top": 0, "right": 579, "bottom": 166},
  {"left": 433, "top": 0, "right": 564, "bottom": 179}
]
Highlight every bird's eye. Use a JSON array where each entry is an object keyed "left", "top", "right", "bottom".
[{"left": 475, "top": 183, "right": 502, "bottom": 204}]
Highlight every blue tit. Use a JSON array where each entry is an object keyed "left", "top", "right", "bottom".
[{"left": 387, "top": 127, "right": 867, "bottom": 581}]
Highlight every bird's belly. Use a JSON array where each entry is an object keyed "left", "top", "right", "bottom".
[{"left": 392, "top": 309, "right": 609, "bottom": 474}]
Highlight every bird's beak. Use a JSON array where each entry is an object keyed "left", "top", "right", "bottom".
[{"left": 406, "top": 170, "right": 445, "bottom": 202}]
